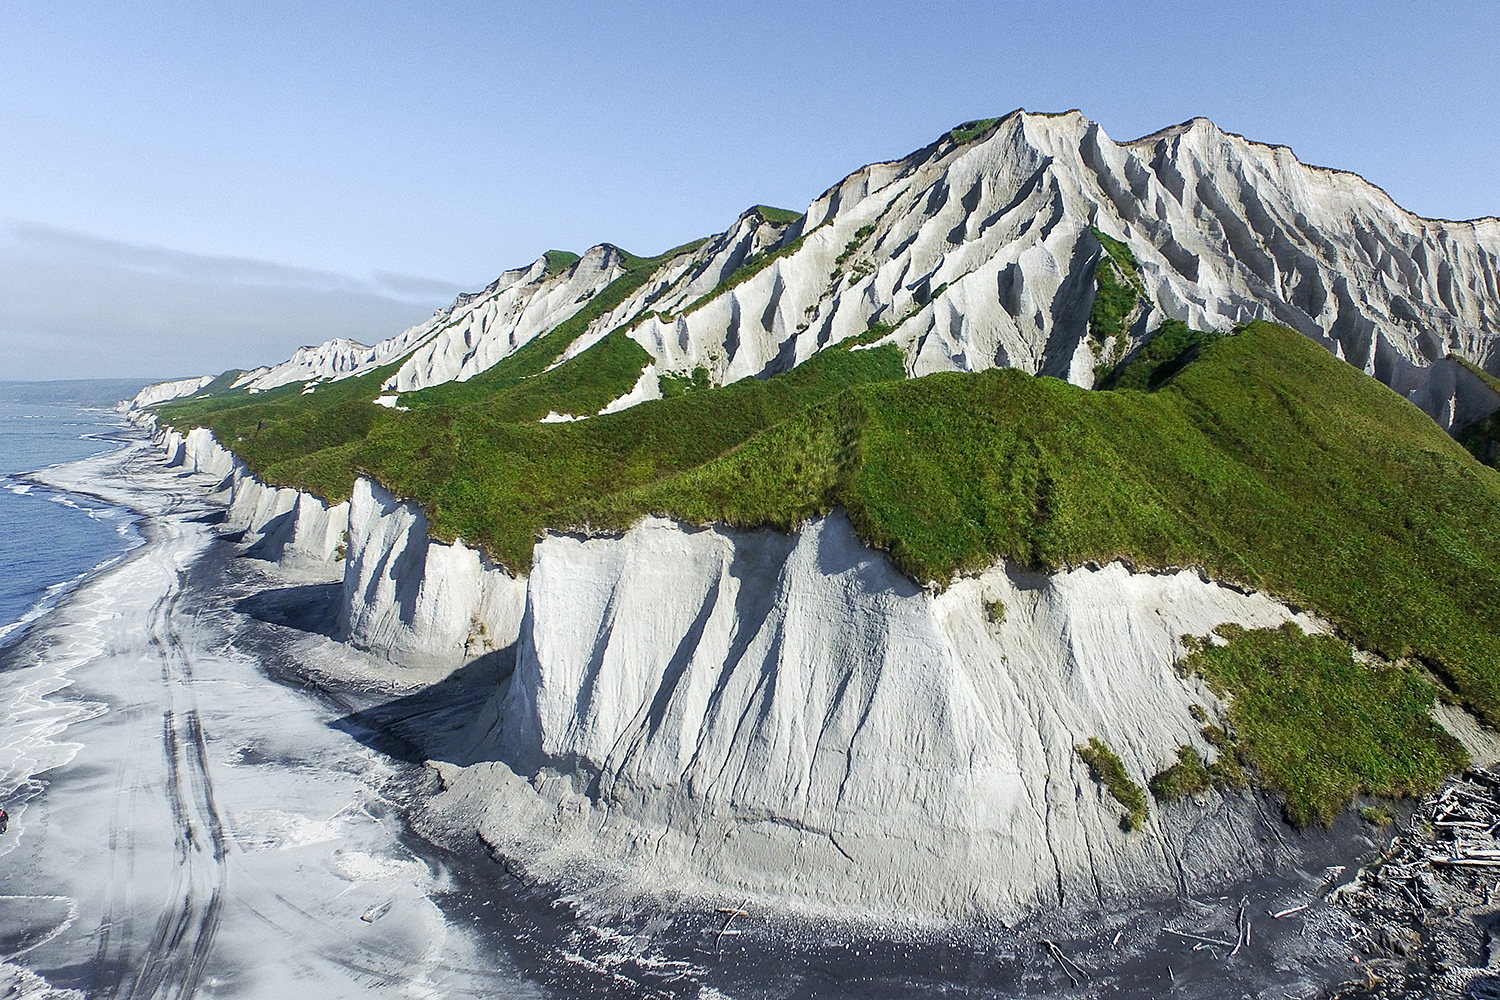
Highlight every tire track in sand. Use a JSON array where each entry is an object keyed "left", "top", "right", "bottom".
[{"left": 101, "top": 513, "right": 230, "bottom": 1000}]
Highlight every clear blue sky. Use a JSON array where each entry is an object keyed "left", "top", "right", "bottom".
[{"left": 2, "top": 1, "right": 1495, "bottom": 379}]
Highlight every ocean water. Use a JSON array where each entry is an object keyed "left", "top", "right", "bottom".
[{"left": 0, "top": 383, "right": 148, "bottom": 650}]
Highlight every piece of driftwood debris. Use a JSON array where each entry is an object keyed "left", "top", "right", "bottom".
[
  {"left": 1162, "top": 927, "right": 1237, "bottom": 949},
  {"left": 714, "top": 905, "right": 749, "bottom": 950},
  {"left": 1271, "top": 903, "right": 1309, "bottom": 919},
  {"left": 1041, "top": 940, "right": 1085, "bottom": 988}
]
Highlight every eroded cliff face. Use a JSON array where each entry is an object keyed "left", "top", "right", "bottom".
[
  {"left": 147, "top": 426, "right": 1335, "bottom": 923},
  {"left": 340, "top": 476, "right": 526, "bottom": 667},
  {"left": 158, "top": 425, "right": 350, "bottom": 568},
  {"left": 1404, "top": 357, "right": 1500, "bottom": 434},
  {"left": 146, "top": 426, "right": 527, "bottom": 669},
  {"left": 607, "top": 110, "right": 1500, "bottom": 393},
  {"left": 446, "top": 513, "right": 1323, "bottom": 922}
]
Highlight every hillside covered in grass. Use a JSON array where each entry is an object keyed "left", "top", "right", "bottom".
[
  {"left": 572, "top": 321, "right": 1500, "bottom": 711},
  {"left": 159, "top": 316, "right": 1500, "bottom": 825}
]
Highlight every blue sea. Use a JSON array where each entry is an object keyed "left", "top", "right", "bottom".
[{"left": 0, "top": 380, "right": 152, "bottom": 650}]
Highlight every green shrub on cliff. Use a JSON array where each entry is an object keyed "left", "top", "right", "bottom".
[
  {"left": 1077, "top": 738, "right": 1149, "bottom": 831},
  {"left": 1181, "top": 624, "right": 1466, "bottom": 827}
]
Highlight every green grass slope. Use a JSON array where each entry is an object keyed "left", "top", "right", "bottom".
[
  {"left": 1184, "top": 623, "right": 1466, "bottom": 826},
  {"left": 159, "top": 339, "right": 908, "bottom": 568},
  {"left": 159, "top": 319, "right": 1500, "bottom": 824}
]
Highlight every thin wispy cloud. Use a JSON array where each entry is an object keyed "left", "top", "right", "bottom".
[{"left": 0, "top": 221, "right": 469, "bottom": 380}]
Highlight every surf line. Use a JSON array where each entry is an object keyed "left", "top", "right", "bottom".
[{"left": 0, "top": 894, "right": 81, "bottom": 961}]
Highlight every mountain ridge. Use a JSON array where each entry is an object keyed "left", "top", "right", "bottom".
[
  {"left": 1125, "top": 114, "right": 1500, "bottom": 226},
  {"left": 137, "top": 108, "right": 1500, "bottom": 417}
]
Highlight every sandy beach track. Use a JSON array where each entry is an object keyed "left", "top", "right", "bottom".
[{"left": 102, "top": 559, "right": 228, "bottom": 1000}]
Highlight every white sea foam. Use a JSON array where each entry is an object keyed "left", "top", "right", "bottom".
[
  {"left": 0, "top": 960, "right": 85, "bottom": 999},
  {"left": 0, "top": 577, "right": 122, "bottom": 855},
  {"left": 0, "top": 548, "right": 140, "bottom": 650}
]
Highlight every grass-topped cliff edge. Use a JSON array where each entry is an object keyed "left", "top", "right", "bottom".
[{"left": 159, "top": 320, "right": 1500, "bottom": 826}]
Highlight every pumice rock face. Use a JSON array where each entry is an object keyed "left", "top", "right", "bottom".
[{"left": 460, "top": 513, "right": 1326, "bottom": 922}]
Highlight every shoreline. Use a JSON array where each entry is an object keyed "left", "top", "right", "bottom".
[
  {"left": 0, "top": 433, "right": 169, "bottom": 854},
  {"left": 0, "top": 416, "right": 145, "bottom": 655},
  {"left": 8, "top": 421, "right": 1498, "bottom": 997},
  {"left": 0, "top": 432, "right": 533, "bottom": 997}
]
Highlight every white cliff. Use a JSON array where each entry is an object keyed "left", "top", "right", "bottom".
[
  {"left": 393, "top": 111, "right": 1500, "bottom": 401},
  {"left": 434, "top": 512, "right": 1326, "bottom": 923},
  {"left": 157, "top": 426, "right": 350, "bottom": 570},
  {"left": 141, "top": 423, "right": 1343, "bottom": 922},
  {"left": 607, "top": 111, "right": 1500, "bottom": 396},
  {"left": 340, "top": 476, "right": 526, "bottom": 667},
  {"left": 1404, "top": 357, "right": 1500, "bottom": 434},
  {"left": 230, "top": 324, "right": 433, "bottom": 395},
  {"left": 146, "top": 425, "right": 526, "bottom": 667},
  {"left": 381, "top": 248, "right": 624, "bottom": 393},
  {"left": 124, "top": 375, "right": 215, "bottom": 410}
]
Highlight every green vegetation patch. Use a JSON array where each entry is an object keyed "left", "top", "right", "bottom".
[
  {"left": 157, "top": 360, "right": 409, "bottom": 502},
  {"left": 1088, "top": 228, "right": 1145, "bottom": 351},
  {"left": 1149, "top": 745, "right": 1213, "bottom": 801},
  {"left": 542, "top": 250, "right": 581, "bottom": 276},
  {"left": 162, "top": 342, "right": 907, "bottom": 569},
  {"left": 949, "top": 118, "right": 1001, "bottom": 144},
  {"left": 1099, "top": 319, "right": 1223, "bottom": 391},
  {"left": 1077, "top": 738, "right": 1149, "bottom": 831},
  {"left": 835, "top": 224, "right": 877, "bottom": 269},
  {"left": 1091, "top": 228, "right": 1141, "bottom": 286},
  {"left": 1461, "top": 412, "right": 1500, "bottom": 468},
  {"left": 460, "top": 330, "right": 652, "bottom": 423},
  {"left": 659, "top": 366, "right": 711, "bottom": 399},
  {"left": 193, "top": 369, "right": 246, "bottom": 397},
  {"left": 753, "top": 205, "right": 805, "bottom": 225},
  {"left": 1182, "top": 623, "right": 1467, "bottom": 827},
  {"left": 1198, "top": 723, "right": 1249, "bottom": 790},
  {"left": 615, "top": 238, "right": 711, "bottom": 274}
]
